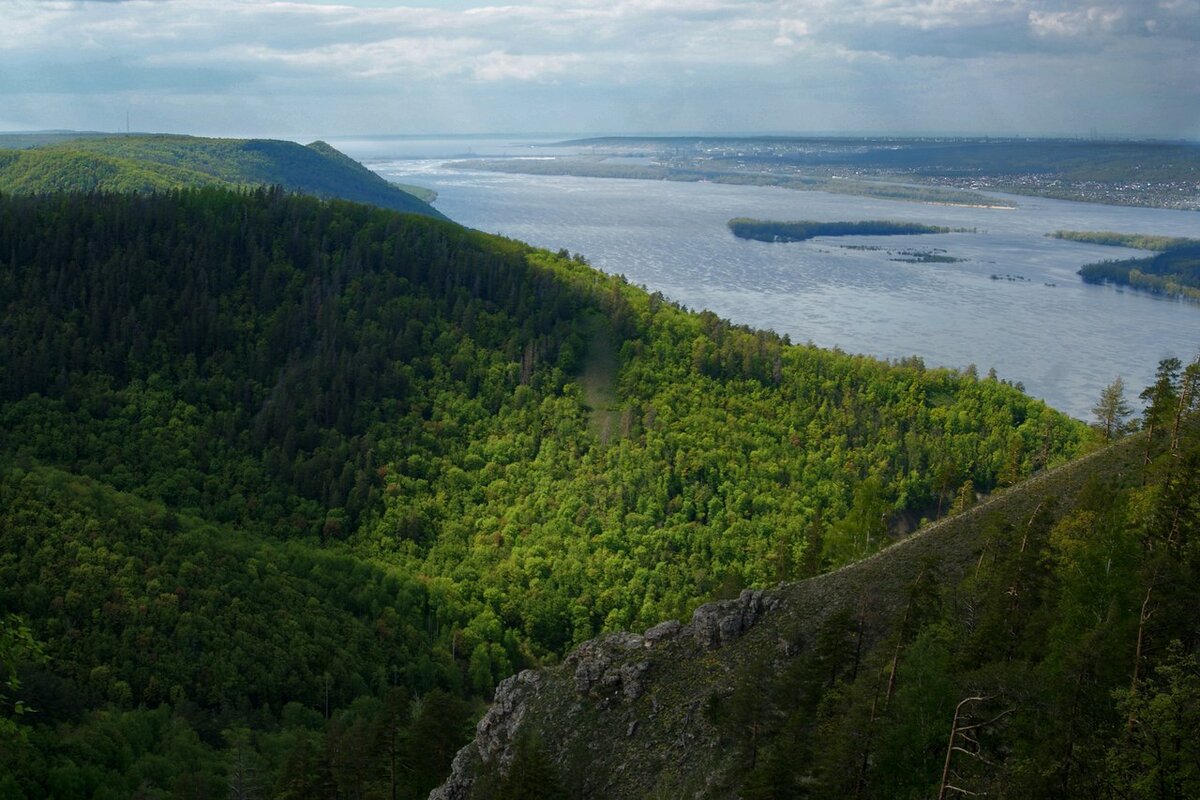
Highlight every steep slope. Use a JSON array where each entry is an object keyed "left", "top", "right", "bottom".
[
  {"left": 0, "top": 188, "right": 1090, "bottom": 796},
  {"left": 433, "top": 415, "right": 1200, "bottom": 799},
  {"left": 0, "top": 134, "right": 444, "bottom": 219}
]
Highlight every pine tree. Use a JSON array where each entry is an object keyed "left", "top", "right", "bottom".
[{"left": 1093, "top": 376, "right": 1134, "bottom": 442}]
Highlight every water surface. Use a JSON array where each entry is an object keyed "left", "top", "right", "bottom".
[{"left": 335, "top": 136, "right": 1200, "bottom": 420}]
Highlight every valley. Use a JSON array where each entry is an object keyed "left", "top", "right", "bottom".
[{"left": 0, "top": 135, "right": 1195, "bottom": 800}]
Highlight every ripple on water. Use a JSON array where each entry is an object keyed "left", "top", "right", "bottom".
[{"left": 356, "top": 154, "right": 1200, "bottom": 419}]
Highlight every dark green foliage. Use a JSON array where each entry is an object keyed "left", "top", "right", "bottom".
[
  {"left": 1078, "top": 244, "right": 1200, "bottom": 301},
  {"left": 0, "top": 188, "right": 1088, "bottom": 796},
  {"left": 1108, "top": 644, "right": 1200, "bottom": 800},
  {"left": 473, "top": 730, "right": 567, "bottom": 800},
  {"left": 727, "top": 217, "right": 958, "bottom": 243},
  {"left": 697, "top": 360, "right": 1200, "bottom": 800}
]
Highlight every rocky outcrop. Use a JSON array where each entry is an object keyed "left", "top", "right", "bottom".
[
  {"left": 428, "top": 669, "right": 543, "bottom": 800},
  {"left": 429, "top": 592, "right": 781, "bottom": 799},
  {"left": 643, "top": 619, "right": 682, "bottom": 644},
  {"left": 429, "top": 439, "right": 1142, "bottom": 800},
  {"left": 568, "top": 632, "right": 650, "bottom": 707},
  {"left": 688, "top": 588, "right": 779, "bottom": 649}
]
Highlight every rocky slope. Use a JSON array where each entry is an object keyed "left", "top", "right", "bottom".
[{"left": 431, "top": 435, "right": 1145, "bottom": 799}]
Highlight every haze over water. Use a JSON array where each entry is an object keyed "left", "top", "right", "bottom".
[{"left": 338, "top": 137, "right": 1200, "bottom": 421}]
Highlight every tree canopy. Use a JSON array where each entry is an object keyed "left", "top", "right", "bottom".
[{"left": 0, "top": 187, "right": 1088, "bottom": 796}]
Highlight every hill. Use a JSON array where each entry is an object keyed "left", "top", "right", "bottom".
[
  {"left": 0, "top": 188, "right": 1086, "bottom": 797},
  {"left": 0, "top": 134, "right": 445, "bottom": 219},
  {"left": 433, "top": 388, "right": 1200, "bottom": 799}
]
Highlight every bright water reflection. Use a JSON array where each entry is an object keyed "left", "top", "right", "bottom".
[{"left": 335, "top": 137, "right": 1200, "bottom": 420}]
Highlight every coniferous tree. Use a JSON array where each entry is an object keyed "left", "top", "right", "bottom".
[{"left": 1093, "top": 375, "right": 1134, "bottom": 441}]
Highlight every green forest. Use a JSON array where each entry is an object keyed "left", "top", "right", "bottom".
[
  {"left": 699, "top": 360, "right": 1200, "bottom": 800},
  {"left": 1078, "top": 249, "right": 1200, "bottom": 302},
  {"left": 0, "top": 136, "right": 442, "bottom": 219},
  {"left": 1051, "top": 230, "right": 1200, "bottom": 301},
  {"left": 728, "top": 218, "right": 959, "bottom": 243},
  {"left": 451, "top": 359, "right": 1200, "bottom": 800},
  {"left": 0, "top": 188, "right": 1087, "bottom": 797}
]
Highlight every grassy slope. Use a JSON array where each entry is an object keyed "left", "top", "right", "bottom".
[
  {"left": 438, "top": 432, "right": 1147, "bottom": 798},
  {"left": 0, "top": 134, "right": 445, "bottom": 219}
]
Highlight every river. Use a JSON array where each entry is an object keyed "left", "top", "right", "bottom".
[{"left": 335, "top": 136, "right": 1200, "bottom": 420}]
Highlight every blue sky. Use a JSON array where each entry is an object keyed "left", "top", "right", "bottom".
[{"left": 2, "top": 0, "right": 1197, "bottom": 138}]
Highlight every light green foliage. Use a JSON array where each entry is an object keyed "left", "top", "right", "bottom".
[
  {"left": 1051, "top": 230, "right": 1199, "bottom": 252},
  {"left": 0, "top": 135, "right": 443, "bottom": 218},
  {"left": 0, "top": 188, "right": 1087, "bottom": 796},
  {"left": 463, "top": 362, "right": 1200, "bottom": 799}
]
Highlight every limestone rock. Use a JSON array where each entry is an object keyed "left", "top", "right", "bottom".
[
  {"left": 689, "top": 589, "right": 778, "bottom": 650},
  {"left": 428, "top": 669, "right": 543, "bottom": 800},
  {"left": 643, "top": 619, "right": 682, "bottom": 644},
  {"left": 566, "top": 632, "right": 650, "bottom": 707},
  {"left": 620, "top": 660, "right": 651, "bottom": 701}
]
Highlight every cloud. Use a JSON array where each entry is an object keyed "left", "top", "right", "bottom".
[
  {"left": 1029, "top": 5, "right": 1130, "bottom": 38},
  {"left": 0, "top": 0, "right": 1195, "bottom": 137}
]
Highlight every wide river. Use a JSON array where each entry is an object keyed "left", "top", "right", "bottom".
[{"left": 335, "top": 136, "right": 1200, "bottom": 420}]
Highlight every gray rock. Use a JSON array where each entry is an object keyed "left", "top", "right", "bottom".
[
  {"left": 643, "top": 619, "right": 682, "bottom": 644},
  {"left": 565, "top": 634, "right": 654, "bottom": 708},
  {"left": 689, "top": 589, "right": 778, "bottom": 650},
  {"left": 476, "top": 669, "right": 543, "bottom": 764},
  {"left": 620, "top": 660, "right": 652, "bottom": 701},
  {"left": 428, "top": 670, "right": 543, "bottom": 800}
]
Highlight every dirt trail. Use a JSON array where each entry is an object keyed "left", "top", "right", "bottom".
[{"left": 579, "top": 313, "right": 620, "bottom": 443}]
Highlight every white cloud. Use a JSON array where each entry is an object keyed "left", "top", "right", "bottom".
[
  {"left": 470, "top": 50, "right": 582, "bottom": 81},
  {"left": 1029, "top": 5, "right": 1127, "bottom": 37},
  {"left": 0, "top": 0, "right": 1194, "bottom": 137}
]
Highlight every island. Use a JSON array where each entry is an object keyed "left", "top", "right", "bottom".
[
  {"left": 1053, "top": 230, "right": 1200, "bottom": 302},
  {"left": 728, "top": 217, "right": 962, "bottom": 243}
]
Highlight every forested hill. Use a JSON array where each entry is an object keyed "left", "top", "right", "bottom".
[
  {"left": 0, "top": 134, "right": 444, "bottom": 219},
  {"left": 436, "top": 392, "right": 1200, "bottom": 799},
  {"left": 0, "top": 188, "right": 1084, "bottom": 797}
]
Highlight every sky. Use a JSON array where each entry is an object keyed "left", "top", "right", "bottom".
[{"left": 1, "top": 0, "right": 1198, "bottom": 139}]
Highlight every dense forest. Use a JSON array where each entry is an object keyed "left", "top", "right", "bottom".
[
  {"left": 0, "top": 136, "right": 443, "bottom": 219},
  {"left": 440, "top": 355, "right": 1200, "bottom": 800},
  {"left": 1078, "top": 249, "right": 1200, "bottom": 299},
  {"left": 0, "top": 188, "right": 1084, "bottom": 797},
  {"left": 703, "top": 361, "right": 1200, "bottom": 800},
  {"left": 727, "top": 218, "right": 959, "bottom": 243},
  {"left": 1049, "top": 230, "right": 1200, "bottom": 302}
]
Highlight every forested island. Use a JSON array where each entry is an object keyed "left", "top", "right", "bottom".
[
  {"left": 1056, "top": 230, "right": 1200, "bottom": 302},
  {"left": 729, "top": 217, "right": 960, "bottom": 243},
  {"left": 0, "top": 187, "right": 1085, "bottom": 797}
]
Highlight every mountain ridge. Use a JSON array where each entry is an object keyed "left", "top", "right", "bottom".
[
  {"left": 430, "top": 421, "right": 1199, "bottom": 799},
  {"left": 0, "top": 133, "right": 445, "bottom": 219},
  {"left": 4, "top": 186, "right": 1165, "bottom": 799}
]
